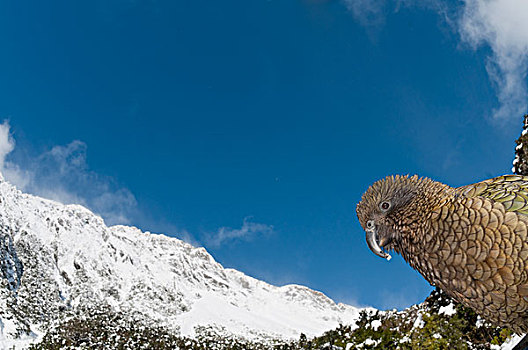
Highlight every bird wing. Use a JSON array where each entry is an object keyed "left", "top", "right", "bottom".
[{"left": 458, "top": 175, "right": 528, "bottom": 215}]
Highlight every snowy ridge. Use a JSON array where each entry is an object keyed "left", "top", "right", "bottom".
[{"left": 0, "top": 176, "right": 365, "bottom": 347}]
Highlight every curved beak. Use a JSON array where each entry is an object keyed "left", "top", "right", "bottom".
[{"left": 366, "top": 229, "right": 392, "bottom": 261}]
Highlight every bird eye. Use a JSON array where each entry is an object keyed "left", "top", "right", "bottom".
[
  {"left": 380, "top": 201, "right": 391, "bottom": 211},
  {"left": 366, "top": 220, "right": 375, "bottom": 229}
]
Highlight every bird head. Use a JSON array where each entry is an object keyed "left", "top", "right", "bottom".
[{"left": 356, "top": 175, "right": 445, "bottom": 261}]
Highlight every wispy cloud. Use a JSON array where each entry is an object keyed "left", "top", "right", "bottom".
[
  {"left": 344, "top": 0, "right": 528, "bottom": 121},
  {"left": 206, "top": 217, "right": 274, "bottom": 247},
  {"left": 0, "top": 121, "right": 138, "bottom": 225},
  {"left": 0, "top": 121, "right": 14, "bottom": 168},
  {"left": 343, "top": 0, "right": 388, "bottom": 28},
  {"left": 144, "top": 220, "right": 202, "bottom": 248},
  {"left": 0, "top": 121, "right": 271, "bottom": 248},
  {"left": 458, "top": 0, "right": 528, "bottom": 120}
]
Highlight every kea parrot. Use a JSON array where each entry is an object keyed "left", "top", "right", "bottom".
[{"left": 356, "top": 174, "right": 528, "bottom": 348}]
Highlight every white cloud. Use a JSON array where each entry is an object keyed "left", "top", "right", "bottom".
[
  {"left": 206, "top": 217, "right": 274, "bottom": 247},
  {"left": 343, "top": 0, "right": 388, "bottom": 28},
  {"left": 0, "top": 121, "right": 272, "bottom": 250},
  {"left": 458, "top": 0, "right": 528, "bottom": 120},
  {"left": 345, "top": 0, "right": 528, "bottom": 121},
  {"left": 0, "top": 121, "right": 269, "bottom": 248},
  {"left": 0, "top": 121, "right": 14, "bottom": 169},
  {"left": 0, "top": 121, "right": 137, "bottom": 225}
]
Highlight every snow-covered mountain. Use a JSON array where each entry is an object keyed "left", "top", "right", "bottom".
[{"left": 0, "top": 174, "right": 365, "bottom": 348}]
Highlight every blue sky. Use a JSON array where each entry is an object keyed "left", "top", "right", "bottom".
[{"left": 0, "top": 0, "right": 527, "bottom": 310}]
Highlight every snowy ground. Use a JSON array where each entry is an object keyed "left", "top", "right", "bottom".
[{"left": 499, "top": 334, "right": 524, "bottom": 350}]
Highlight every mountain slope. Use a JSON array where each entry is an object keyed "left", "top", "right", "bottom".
[{"left": 0, "top": 175, "right": 364, "bottom": 347}]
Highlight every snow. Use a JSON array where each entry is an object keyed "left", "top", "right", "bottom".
[
  {"left": 400, "top": 335, "right": 410, "bottom": 343},
  {"left": 499, "top": 333, "right": 524, "bottom": 350},
  {"left": 0, "top": 317, "right": 43, "bottom": 350},
  {"left": 0, "top": 176, "right": 366, "bottom": 345},
  {"left": 176, "top": 289, "right": 358, "bottom": 339},
  {"left": 412, "top": 313, "right": 425, "bottom": 329},
  {"left": 370, "top": 319, "right": 382, "bottom": 331},
  {"left": 438, "top": 303, "right": 456, "bottom": 316},
  {"left": 0, "top": 332, "right": 42, "bottom": 350},
  {"left": 364, "top": 338, "right": 377, "bottom": 346}
]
